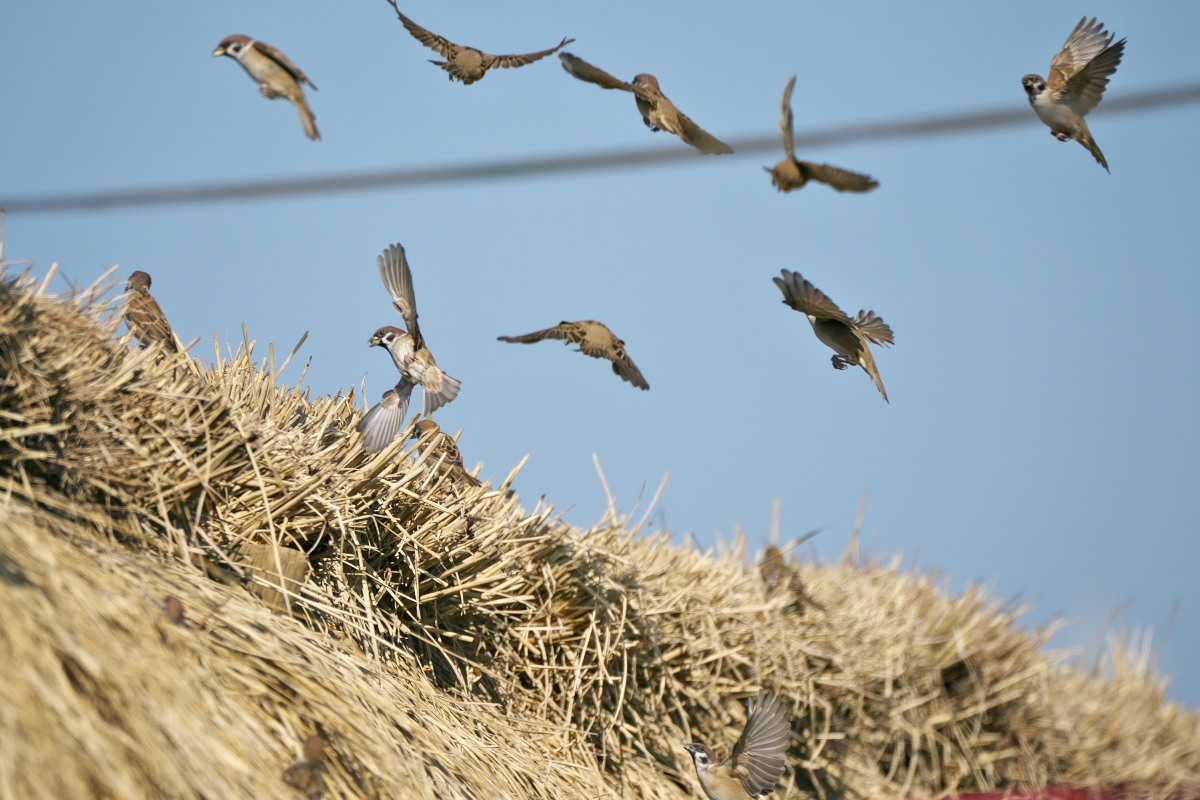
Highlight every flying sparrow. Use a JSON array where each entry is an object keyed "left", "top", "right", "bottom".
[
  {"left": 559, "top": 53, "right": 733, "bottom": 155},
  {"left": 357, "top": 383, "right": 415, "bottom": 455},
  {"left": 213, "top": 34, "right": 320, "bottom": 141},
  {"left": 411, "top": 419, "right": 483, "bottom": 487},
  {"left": 385, "top": 1, "right": 573, "bottom": 85},
  {"left": 123, "top": 271, "right": 179, "bottom": 352},
  {"left": 767, "top": 76, "right": 879, "bottom": 193},
  {"left": 684, "top": 692, "right": 791, "bottom": 800},
  {"left": 1022, "top": 18, "right": 1126, "bottom": 171},
  {"left": 498, "top": 319, "right": 649, "bottom": 390},
  {"left": 281, "top": 734, "right": 327, "bottom": 800},
  {"left": 773, "top": 270, "right": 893, "bottom": 403},
  {"left": 366, "top": 243, "right": 461, "bottom": 427}
]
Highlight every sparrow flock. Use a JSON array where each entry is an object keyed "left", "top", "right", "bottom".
[{"left": 121, "top": 11, "right": 1130, "bottom": 797}]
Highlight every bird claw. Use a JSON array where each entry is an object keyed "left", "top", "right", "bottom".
[
  {"left": 259, "top": 83, "right": 282, "bottom": 99},
  {"left": 831, "top": 355, "right": 849, "bottom": 370},
  {"left": 1053, "top": 131, "right": 1071, "bottom": 142}
]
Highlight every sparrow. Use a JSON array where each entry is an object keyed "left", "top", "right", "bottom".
[
  {"left": 684, "top": 692, "right": 791, "bottom": 800},
  {"left": 498, "top": 320, "right": 649, "bottom": 390},
  {"left": 411, "top": 419, "right": 483, "bottom": 487},
  {"left": 213, "top": 34, "right": 320, "bottom": 140},
  {"left": 385, "top": 1, "right": 573, "bottom": 85},
  {"left": 559, "top": 52, "right": 733, "bottom": 155},
  {"left": 759, "top": 546, "right": 827, "bottom": 615},
  {"left": 772, "top": 270, "right": 893, "bottom": 403},
  {"left": 281, "top": 734, "right": 327, "bottom": 800},
  {"left": 123, "top": 271, "right": 179, "bottom": 352},
  {"left": 361, "top": 244, "right": 461, "bottom": 453},
  {"left": 1022, "top": 18, "right": 1126, "bottom": 171},
  {"left": 767, "top": 76, "right": 879, "bottom": 193}
]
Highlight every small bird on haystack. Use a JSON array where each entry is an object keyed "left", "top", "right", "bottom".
[
  {"left": 410, "top": 419, "right": 482, "bottom": 488},
  {"left": 123, "top": 271, "right": 179, "bottom": 352},
  {"left": 281, "top": 734, "right": 327, "bottom": 800},
  {"left": 684, "top": 692, "right": 791, "bottom": 800}
]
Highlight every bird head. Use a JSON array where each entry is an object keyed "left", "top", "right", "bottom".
[
  {"left": 368, "top": 325, "right": 408, "bottom": 349},
  {"left": 631, "top": 73, "right": 661, "bottom": 92},
  {"left": 684, "top": 742, "right": 717, "bottom": 770},
  {"left": 126, "top": 271, "right": 152, "bottom": 291},
  {"left": 1021, "top": 74, "right": 1046, "bottom": 96},
  {"left": 214, "top": 34, "right": 253, "bottom": 60}
]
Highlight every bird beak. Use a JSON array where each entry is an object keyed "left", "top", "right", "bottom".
[
  {"left": 368, "top": 336, "right": 381, "bottom": 347},
  {"left": 212, "top": 46, "right": 226, "bottom": 56},
  {"left": 762, "top": 166, "right": 773, "bottom": 173}
]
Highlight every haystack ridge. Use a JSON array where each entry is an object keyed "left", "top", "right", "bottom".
[{"left": 0, "top": 268, "right": 1197, "bottom": 799}]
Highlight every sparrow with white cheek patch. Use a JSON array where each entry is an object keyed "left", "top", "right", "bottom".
[
  {"left": 773, "top": 270, "right": 893, "bottom": 403},
  {"left": 498, "top": 319, "right": 650, "bottom": 390},
  {"left": 1022, "top": 17, "right": 1125, "bottom": 171},
  {"left": 368, "top": 243, "right": 461, "bottom": 419},
  {"left": 213, "top": 34, "right": 320, "bottom": 140},
  {"left": 684, "top": 692, "right": 791, "bottom": 800},
  {"left": 559, "top": 53, "right": 733, "bottom": 155},
  {"left": 123, "top": 271, "right": 179, "bottom": 352},
  {"left": 385, "top": 1, "right": 573, "bottom": 85},
  {"left": 767, "top": 76, "right": 878, "bottom": 193}
]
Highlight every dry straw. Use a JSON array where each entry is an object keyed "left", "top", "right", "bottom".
[{"left": 0, "top": 265, "right": 1197, "bottom": 799}]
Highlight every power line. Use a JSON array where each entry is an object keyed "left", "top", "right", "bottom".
[{"left": 6, "top": 83, "right": 1200, "bottom": 215}]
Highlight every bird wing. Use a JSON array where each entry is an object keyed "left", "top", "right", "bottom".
[
  {"left": 558, "top": 52, "right": 635, "bottom": 91},
  {"left": 727, "top": 693, "right": 790, "bottom": 797},
  {"left": 253, "top": 40, "right": 318, "bottom": 89},
  {"left": 358, "top": 381, "right": 414, "bottom": 454},
  {"left": 377, "top": 243, "right": 423, "bottom": 349},
  {"left": 772, "top": 270, "right": 853, "bottom": 324},
  {"left": 852, "top": 310, "right": 894, "bottom": 346},
  {"left": 1046, "top": 18, "right": 1116, "bottom": 100},
  {"left": 780, "top": 75, "right": 797, "bottom": 159},
  {"left": 386, "top": 3, "right": 458, "bottom": 59},
  {"left": 1062, "top": 35, "right": 1125, "bottom": 116},
  {"left": 485, "top": 37, "right": 575, "bottom": 70},
  {"left": 799, "top": 162, "right": 880, "bottom": 193},
  {"left": 497, "top": 321, "right": 582, "bottom": 346},
  {"left": 674, "top": 109, "right": 735, "bottom": 155}
]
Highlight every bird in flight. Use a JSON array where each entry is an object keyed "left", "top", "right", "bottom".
[
  {"left": 559, "top": 52, "right": 733, "bottom": 155},
  {"left": 360, "top": 243, "right": 461, "bottom": 454},
  {"left": 1021, "top": 17, "right": 1126, "bottom": 171},
  {"left": 498, "top": 319, "right": 649, "bottom": 390},
  {"left": 385, "top": 2, "right": 573, "bottom": 85},
  {"left": 766, "top": 76, "right": 879, "bottom": 193},
  {"left": 684, "top": 692, "right": 791, "bottom": 800},
  {"left": 213, "top": 34, "right": 320, "bottom": 140},
  {"left": 773, "top": 270, "right": 893, "bottom": 403}
]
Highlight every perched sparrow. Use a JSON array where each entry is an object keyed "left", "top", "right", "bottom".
[
  {"left": 772, "top": 270, "right": 893, "bottom": 403},
  {"left": 498, "top": 320, "right": 649, "bottom": 390},
  {"left": 281, "top": 734, "right": 327, "bottom": 800},
  {"left": 684, "top": 693, "right": 791, "bottom": 800},
  {"left": 361, "top": 244, "right": 461, "bottom": 453},
  {"left": 559, "top": 53, "right": 733, "bottom": 155},
  {"left": 213, "top": 34, "right": 320, "bottom": 140},
  {"left": 1022, "top": 18, "right": 1125, "bottom": 171},
  {"left": 123, "top": 271, "right": 179, "bottom": 352},
  {"left": 385, "top": 1, "right": 573, "bottom": 85},
  {"left": 357, "top": 383, "right": 415, "bottom": 454},
  {"left": 767, "top": 76, "right": 878, "bottom": 193},
  {"left": 759, "top": 546, "right": 827, "bottom": 615},
  {"left": 411, "top": 419, "right": 482, "bottom": 487}
]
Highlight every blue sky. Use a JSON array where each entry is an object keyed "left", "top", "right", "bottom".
[{"left": 3, "top": 1, "right": 1199, "bottom": 706}]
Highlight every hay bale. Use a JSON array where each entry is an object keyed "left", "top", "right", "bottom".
[{"left": 0, "top": 267, "right": 1197, "bottom": 799}]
